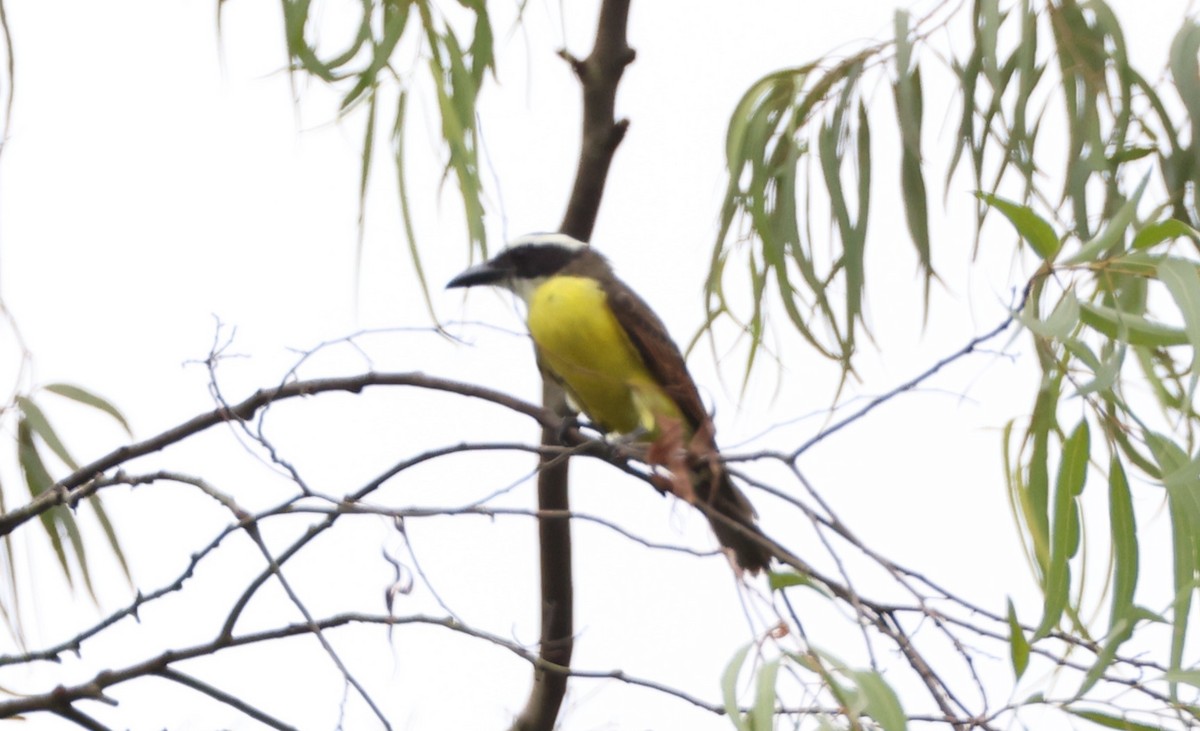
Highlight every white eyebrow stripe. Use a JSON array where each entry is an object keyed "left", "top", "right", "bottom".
[{"left": 506, "top": 232, "right": 589, "bottom": 250}]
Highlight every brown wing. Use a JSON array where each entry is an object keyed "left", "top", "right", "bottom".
[
  {"left": 607, "top": 280, "right": 773, "bottom": 572},
  {"left": 567, "top": 252, "right": 773, "bottom": 573},
  {"left": 599, "top": 279, "right": 710, "bottom": 435}
]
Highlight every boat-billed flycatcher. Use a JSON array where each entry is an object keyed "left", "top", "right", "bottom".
[{"left": 447, "top": 232, "right": 771, "bottom": 574}]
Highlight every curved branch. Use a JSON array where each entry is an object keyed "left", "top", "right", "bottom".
[{"left": 0, "top": 372, "right": 556, "bottom": 538}]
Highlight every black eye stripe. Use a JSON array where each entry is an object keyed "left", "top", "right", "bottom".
[{"left": 496, "top": 244, "right": 579, "bottom": 278}]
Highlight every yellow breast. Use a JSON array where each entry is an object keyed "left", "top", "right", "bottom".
[{"left": 526, "top": 276, "right": 681, "bottom": 436}]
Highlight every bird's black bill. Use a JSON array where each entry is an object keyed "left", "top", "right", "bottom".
[{"left": 446, "top": 262, "right": 510, "bottom": 289}]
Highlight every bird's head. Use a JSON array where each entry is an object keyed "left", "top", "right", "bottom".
[{"left": 446, "top": 233, "right": 591, "bottom": 303}]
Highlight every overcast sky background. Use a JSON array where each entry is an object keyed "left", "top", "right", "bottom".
[{"left": 0, "top": 0, "right": 1193, "bottom": 728}]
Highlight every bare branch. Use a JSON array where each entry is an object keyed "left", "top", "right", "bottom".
[
  {"left": 154, "top": 668, "right": 297, "bottom": 731},
  {"left": 514, "top": 1, "right": 636, "bottom": 729},
  {"left": 0, "top": 372, "right": 557, "bottom": 539}
]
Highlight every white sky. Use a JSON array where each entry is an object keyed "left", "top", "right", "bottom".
[{"left": 0, "top": 0, "right": 1193, "bottom": 728}]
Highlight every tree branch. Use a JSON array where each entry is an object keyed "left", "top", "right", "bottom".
[
  {"left": 0, "top": 372, "right": 556, "bottom": 539},
  {"left": 513, "top": 2, "right": 635, "bottom": 729}
]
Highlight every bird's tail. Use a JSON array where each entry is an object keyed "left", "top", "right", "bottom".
[{"left": 693, "top": 465, "right": 773, "bottom": 575}]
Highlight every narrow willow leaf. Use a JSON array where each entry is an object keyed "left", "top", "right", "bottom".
[
  {"left": 721, "top": 645, "right": 753, "bottom": 731},
  {"left": 1063, "top": 173, "right": 1150, "bottom": 265},
  {"left": 444, "top": 30, "right": 478, "bottom": 134},
  {"left": 768, "top": 571, "right": 808, "bottom": 591},
  {"left": 769, "top": 571, "right": 832, "bottom": 598},
  {"left": 16, "top": 419, "right": 54, "bottom": 497},
  {"left": 848, "top": 670, "right": 907, "bottom": 731},
  {"left": 752, "top": 657, "right": 781, "bottom": 731},
  {"left": 1077, "top": 612, "right": 1136, "bottom": 697},
  {"left": 894, "top": 10, "right": 914, "bottom": 79},
  {"left": 59, "top": 505, "right": 98, "bottom": 602},
  {"left": 1025, "top": 376, "right": 1060, "bottom": 573},
  {"left": 16, "top": 397, "right": 79, "bottom": 471},
  {"left": 1109, "top": 146, "right": 1155, "bottom": 165},
  {"left": 896, "top": 80, "right": 930, "bottom": 276},
  {"left": 1131, "top": 346, "right": 1188, "bottom": 431},
  {"left": 1115, "top": 266, "right": 1151, "bottom": 317},
  {"left": 1148, "top": 432, "right": 1200, "bottom": 680},
  {"left": 1165, "top": 669, "right": 1200, "bottom": 688},
  {"left": 1079, "top": 301, "right": 1189, "bottom": 347},
  {"left": 464, "top": 0, "right": 494, "bottom": 86},
  {"left": 1020, "top": 290, "right": 1079, "bottom": 339},
  {"left": 893, "top": 10, "right": 931, "bottom": 292},
  {"left": 1007, "top": 599, "right": 1030, "bottom": 679},
  {"left": 1169, "top": 21, "right": 1200, "bottom": 217},
  {"left": 1132, "top": 219, "right": 1200, "bottom": 250},
  {"left": 281, "top": 0, "right": 336, "bottom": 82},
  {"left": 1157, "top": 257, "right": 1200, "bottom": 370},
  {"left": 976, "top": 192, "right": 1060, "bottom": 259},
  {"left": 43, "top": 383, "right": 132, "bottom": 436},
  {"left": 339, "top": 0, "right": 411, "bottom": 111},
  {"left": 1063, "top": 338, "right": 1101, "bottom": 372},
  {"left": 16, "top": 422, "right": 70, "bottom": 583},
  {"left": 1036, "top": 419, "right": 1089, "bottom": 639},
  {"left": 978, "top": 0, "right": 1001, "bottom": 88},
  {"left": 391, "top": 92, "right": 436, "bottom": 318},
  {"left": 1070, "top": 709, "right": 1169, "bottom": 731},
  {"left": 355, "top": 87, "right": 378, "bottom": 284},
  {"left": 946, "top": 53, "right": 980, "bottom": 191},
  {"left": 854, "top": 96, "right": 872, "bottom": 268},
  {"left": 89, "top": 495, "right": 131, "bottom": 582},
  {"left": 1106, "top": 251, "right": 1166, "bottom": 279},
  {"left": 1049, "top": 0, "right": 1104, "bottom": 240},
  {"left": 1075, "top": 343, "right": 1125, "bottom": 397},
  {"left": 725, "top": 69, "right": 812, "bottom": 170}
]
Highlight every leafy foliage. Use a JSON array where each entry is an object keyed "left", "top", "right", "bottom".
[
  {"left": 707, "top": 0, "right": 1200, "bottom": 728},
  {"left": 4, "top": 385, "right": 132, "bottom": 624},
  {"left": 271, "top": 0, "right": 496, "bottom": 310}
]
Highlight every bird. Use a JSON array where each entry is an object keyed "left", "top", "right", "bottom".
[{"left": 447, "top": 232, "right": 772, "bottom": 574}]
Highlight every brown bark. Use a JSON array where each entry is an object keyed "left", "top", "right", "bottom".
[{"left": 510, "top": 1, "right": 634, "bottom": 729}]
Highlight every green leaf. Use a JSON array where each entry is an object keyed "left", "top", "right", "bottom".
[
  {"left": 1157, "top": 257, "right": 1200, "bottom": 370},
  {"left": 977, "top": 192, "right": 1060, "bottom": 259},
  {"left": 16, "top": 421, "right": 70, "bottom": 583},
  {"left": 44, "top": 383, "right": 132, "bottom": 436},
  {"left": 1105, "top": 250, "right": 1166, "bottom": 279},
  {"left": 1024, "top": 375, "right": 1060, "bottom": 574},
  {"left": 768, "top": 571, "right": 807, "bottom": 591},
  {"left": 391, "top": 92, "right": 436, "bottom": 320},
  {"left": 16, "top": 396, "right": 79, "bottom": 471},
  {"left": 751, "top": 657, "right": 780, "bottom": 730},
  {"left": 1132, "top": 219, "right": 1199, "bottom": 250},
  {"left": 722, "top": 643, "right": 753, "bottom": 731},
  {"left": 1148, "top": 432, "right": 1200, "bottom": 681},
  {"left": 1007, "top": 599, "right": 1030, "bottom": 680},
  {"left": 1108, "top": 456, "right": 1139, "bottom": 632},
  {"left": 1020, "top": 290, "right": 1079, "bottom": 339},
  {"left": 1035, "top": 418, "right": 1089, "bottom": 639},
  {"left": 1063, "top": 173, "right": 1150, "bottom": 265},
  {"left": 1170, "top": 21, "right": 1200, "bottom": 220},
  {"left": 1079, "top": 301, "right": 1188, "bottom": 347},
  {"left": 59, "top": 504, "right": 98, "bottom": 602},
  {"left": 893, "top": 11, "right": 932, "bottom": 296},
  {"left": 1070, "top": 709, "right": 1169, "bottom": 731},
  {"left": 89, "top": 494, "right": 131, "bottom": 583},
  {"left": 1075, "top": 343, "right": 1125, "bottom": 397},
  {"left": 1077, "top": 610, "right": 1136, "bottom": 697},
  {"left": 847, "top": 670, "right": 907, "bottom": 731},
  {"left": 1164, "top": 669, "right": 1200, "bottom": 688}
]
